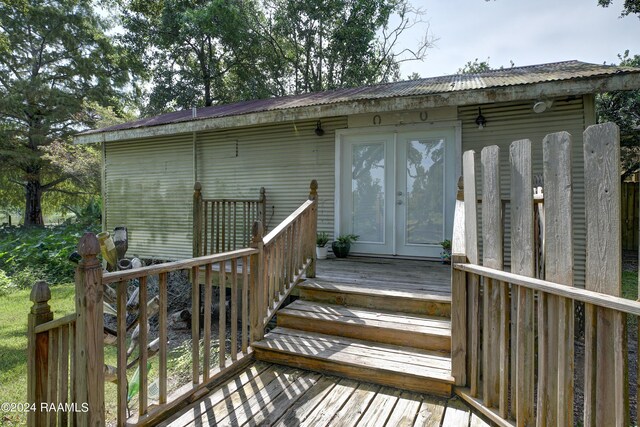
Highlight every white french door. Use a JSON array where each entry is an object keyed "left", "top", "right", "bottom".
[{"left": 338, "top": 127, "right": 457, "bottom": 258}]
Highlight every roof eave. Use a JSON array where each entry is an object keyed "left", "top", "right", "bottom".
[{"left": 73, "top": 72, "right": 640, "bottom": 145}]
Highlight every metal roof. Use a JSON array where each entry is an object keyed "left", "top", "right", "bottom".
[{"left": 79, "top": 60, "right": 640, "bottom": 137}]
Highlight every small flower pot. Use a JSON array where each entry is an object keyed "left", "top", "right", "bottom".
[
  {"left": 440, "top": 249, "right": 452, "bottom": 264},
  {"left": 332, "top": 241, "right": 351, "bottom": 258},
  {"left": 316, "top": 245, "right": 328, "bottom": 260}
]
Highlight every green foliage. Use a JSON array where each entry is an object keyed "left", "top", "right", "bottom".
[
  {"left": 316, "top": 232, "right": 330, "bottom": 247},
  {"left": 596, "top": 51, "right": 640, "bottom": 179},
  {"left": 0, "top": 269, "right": 16, "bottom": 295},
  {"left": 598, "top": 0, "right": 640, "bottom": 17},
  {"left": 120, "top": 0, "right": 432, "bottom": 113},
  {"left": 440, "top": 239, "right": 451, "bottom": 250},
  {"left": 0, "top": 219, "right": 100, "bottom": 287},
  {"left": 335, "top": 233, "right": 359, "bottom": 244},
  {"left": 457, "top": 57, "right": 515, "bottom": 74},
  {"left": 0, "top": 0, "right": 135, "bottom": 225},
  {"left": 120, "top": 0, "right": 268, "bottom": 113}
]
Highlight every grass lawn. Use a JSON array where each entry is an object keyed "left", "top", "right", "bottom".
[{"left": 623, "top": 271, "right": 638, "bottom": 300}]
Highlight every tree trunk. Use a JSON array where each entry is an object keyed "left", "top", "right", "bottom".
[{"left": 24, "top": 179, "right": 44, "bottom": 226}]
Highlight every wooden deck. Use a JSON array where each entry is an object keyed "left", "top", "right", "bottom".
[
  {"left": 159, "top": 361, "right": 490, "bottom": 427},
  {"left": 314, "top": 256, "right": 451, "bottom": 297}
]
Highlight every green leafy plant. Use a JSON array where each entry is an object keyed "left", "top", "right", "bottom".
[
  {"left": 440, "top": 239, "right": 452, "bottom": 264},
  {"left": 0, "top": 269, "right": 16, "bottom": 296},
  {"left": 316, "top": 232, "right": 330, "bottom": 247},
  {"left": 0, "top": 218, "right": 100, "bottom": 288},
  {"left": 332, "top": 234, "right": 359, "bottom": 258},
  {"left": 335, "top": 234, "right": 359, "bottom": 244}
]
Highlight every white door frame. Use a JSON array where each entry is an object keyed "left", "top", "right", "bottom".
[{"left": 334, "top": 121, "right": 462, "bottom": 257}]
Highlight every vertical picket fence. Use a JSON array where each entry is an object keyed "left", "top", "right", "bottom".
[{"left": 452, "top": 123, "right": 637, "bottom": 427}]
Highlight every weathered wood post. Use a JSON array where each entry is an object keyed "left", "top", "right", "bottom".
[
  {"left": 462, "top": 151, "right": 480, "bottom": 397},
  {"left": 250, "top": 221, "right": 264, "bottom": 342},
  {"left": 583, "top": 122, "right": 628, "bottom": 427},
  {"left": 193, "top": 182, "right": 203, "bottom": 257},
  {"left": 75, "top": 232, "right": 105, "bottom": 426},
  {"left": 27, "top": 280, "right": 53, "bottom": 426},
  {"left": 258, "top": 187, "right": 266, "bottom": 232},
  {"left": 306, "top": 180, "right": 318, "bottom": 279},
  {"left": 450, "top": 176, "right": 467, "bottom": 387}
]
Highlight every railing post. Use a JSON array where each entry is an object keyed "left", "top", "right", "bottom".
[
  {"left": 258, "top": 187, "right": 266, "bottom": 232},
  {"left": 451, "top": 176, "right": 468, "bottom": 387},
  {"left": 193, "top": 182, "right": 203, "bottom": 257},
  {"left": 75, "top": 232, "right": 105, "bottom": 426},
  {"left": 250, "top": 221, "right": 265, "bottom": 342},
  {"left": 306, "top": 180, "right": 318, "bottom": 278},
  {"left": 27, "top": 280, "right": 53, "bottom": 426}
]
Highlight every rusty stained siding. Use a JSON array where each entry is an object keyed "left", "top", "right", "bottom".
[
  {"left": 459, "top": 97, "right": 587, "bottom": 287},
  {"left": 195, "top": 117, "right": 348, "bottom": 238},
  {"left": 104, "top": 134, "right": 194, "bottom": 260}
]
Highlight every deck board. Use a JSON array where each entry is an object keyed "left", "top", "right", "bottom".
[
  {"left": 160, "top": 361, "right": 485, "bottom": 427},
  {"left": 315, "top": 256, "right": 451, "bottom": 296}
]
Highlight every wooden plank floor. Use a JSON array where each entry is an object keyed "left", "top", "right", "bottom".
[
  {"left": 159, "top": 361, "right": 489, "bottom": 427},
  {"left": 315, "top": 256, "right": 451, "bottom": 297}
]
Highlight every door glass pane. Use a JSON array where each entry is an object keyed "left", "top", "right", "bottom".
[
  {"left": 405, "top": 138, "right": 444, "bottom": 244},
  {"left": 351, "top": 142, "right": 385, "bottom": 243}
]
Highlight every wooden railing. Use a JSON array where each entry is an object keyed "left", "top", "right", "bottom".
[
  {"left": 102, "top": 247, "right": 257, "bottom": 426},
  {"left": 27, "top": 180, "right": 317, "bottom": 426},
  {"left": 27, "top": 283, "right": 77, "bottom": 426},
  {"left": 251, "top": 180, "right": 317, "bottom": 340},
  {"left": 451, "top": 123, "right": 637, "bottom": 426},
  {"left": 193, "top": 182, "right": 266, "bottom": 257}
]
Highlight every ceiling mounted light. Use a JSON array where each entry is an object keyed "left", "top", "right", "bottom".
[
  {"left": 475, "top": 108, "right": 487, "bottom": 130},
  {"left": 315, "top": 120, "right": 325, "bottom": 136},
  {"left": 533, "top": 100, "right": 553, "bottom": 113}
]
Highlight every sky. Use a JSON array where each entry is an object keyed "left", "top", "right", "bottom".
[{"left": 396, "top": 0, "right": 640, "bottom": 78}]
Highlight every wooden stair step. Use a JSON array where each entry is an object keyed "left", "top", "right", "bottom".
[
  {"left": 277, "top": 300, "right": 451, "bottom": 351},
  {"left": 297, "top": 279, "right": 451, "bottom": 317},
  {"left": 252, "top": 327, "right": 454, "bottom": 397}
]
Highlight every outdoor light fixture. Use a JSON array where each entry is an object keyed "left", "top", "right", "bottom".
[
  {"left": 315, "top": 120, "right": 325, "bottom": 136},
  {"left": 533, "top": 99, "right": 553, "bottom": 113},
  {"left": 475, "top": 108, "right": 487, "bottom": 130}
]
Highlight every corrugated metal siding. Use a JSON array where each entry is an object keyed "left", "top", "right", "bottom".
[
  {"left": 104, "top": 135, "right": 194, "bottom": 259},
  {"left": 196, "top": 117, "right": 348, "bottom": 239},
  {"left": 459, "top": 98, "right": 587, "bottom": 287}
]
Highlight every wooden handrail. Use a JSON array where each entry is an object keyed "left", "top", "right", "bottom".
[
  {"left": 34, "top": 313, "right": 76, "bottom": 334},
  {"left": 263, "top": 199, "right": 314, "bottom": 245},
  {"left": 455, "top": 263, "right": 640, "bottom": 317},
  {"left": 102, "top": 248, "right": 258, "bottom": 285}
]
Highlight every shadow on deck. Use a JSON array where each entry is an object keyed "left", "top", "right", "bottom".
[{"left": 159, "top": 361, "right": 489, "bottom": 427}]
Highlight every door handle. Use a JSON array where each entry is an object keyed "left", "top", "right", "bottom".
[
  {"left": 397, "top": 200, "right": 403, "bottom": 205},
  {"left": 397, "top": 191, "right": 403, "bottom": 196}
]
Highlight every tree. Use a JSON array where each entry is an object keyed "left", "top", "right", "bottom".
[
  {"left": 457, "top": 57, "right": 514, "bottom": 74},
  {"left": 596, "top": 51, "right": 640, "bottom": 179},
  {"left": 457, "top": 58, "right": 492, "bottom": 74},
  {"left": 120, "top": 0, "right": 271, "bottom": 115},
  {"left": 120, "top": 0, "right": 433, "bottom": 112},
  {"left": 0, "top": 0, "right": 133, "bottom": 226},
  {"left": 261, "top": 0, "right": 433, "bottom": 95},
  {"left": 597, "top": 0, "right": 640, "bottom": 17}
]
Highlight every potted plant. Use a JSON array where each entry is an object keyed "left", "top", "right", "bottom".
[
  {"left": 316, "top": 232, "right": 330, "bottom": 260},
  {"left": 440, "top": 239, "right": 452, "bottom": 264},
  {"left": 331, "top": 234, "right": 359, "bottom": 258}
]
